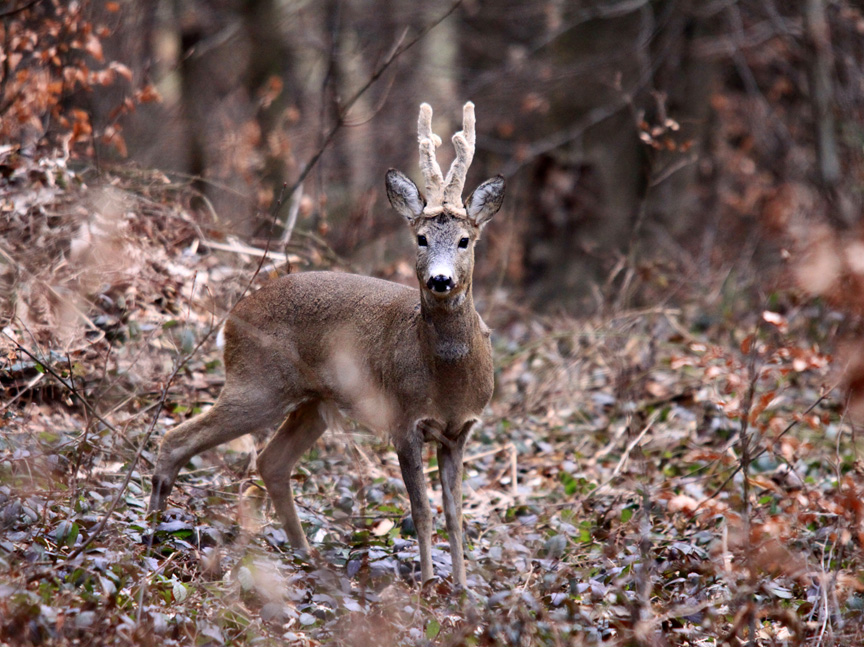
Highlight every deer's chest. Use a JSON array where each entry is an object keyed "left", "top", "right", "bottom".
[{"left": 428, "top": 348, "right": 494, "bottom": 419}]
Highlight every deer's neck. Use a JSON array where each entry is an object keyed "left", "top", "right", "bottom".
[{"left": 419, "top": 285, "right": 481, "bottom": 362}]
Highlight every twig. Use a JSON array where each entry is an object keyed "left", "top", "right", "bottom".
[
  {"left": 588, "top": 409, "right": 660, "bottom": 500},
  {"left": 279, "top": 181, "right": 303, "bottom": 247},
  {"left": 289, "top": 229, "right": 353, "bottom": 269},
  {"left": 68, "top": 352, "right": 93, "bottom": 494},
  {"left": 68, "top": 184, "right": 289, "bottom": 564},
  {"left": 696, "top": 389, "right": 829, "bottom": 508},
  {"left": 610, "top": 198, "right": 649, "bottom": 311},
  {"left": 342, "top": 71, "right": 399, "bottom": 128},
  {"left": 630, "top": 481, "right": 655, "bottom": 640},
  {"left": 739, "top": 337, "right": 760, "bottom": 647},
  {"left": 816, "top": 539, "right": 832, "bottom": 647},
  {"left": 66, "top": 327, "right": 216, "bottom": 561},
  {"left": 201, "top": 238, "right": 293, "bottom": 262},
  {"left": 423, "top": 441, "right": 517, "bottom": 496},
  {"left": 2, "top": 330, "right": 132, "bottom": 457},
  {"left": 0, "top": 246, "right": 103, "bottom": 337},
  {"left": 507, "top": 565, "right": 535, "bottom": 618},
  {"left": 131, "top": 178, "right": 293, "bottom": 622},
  {"left": 510, "top": 442, "right": 518, "bottom": 498},
  {"left": 649, "top": 153, "right": 698, "bottom": 187},
  {"left": 739, "top": 335, "right": 760, "bottom": 516},
  {"left": 499, "top": 99, "right": 629, "bottom": 177},
  {"left": 0, "top": 371, "right": 44, "bottom": 410}
]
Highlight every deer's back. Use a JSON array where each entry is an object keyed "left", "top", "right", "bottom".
[
  {"left": 230, "top": 271, "right": 417, "bottom": 327},
  {"left": 224, "top": 270, "right": 419, "bottom": 362}
]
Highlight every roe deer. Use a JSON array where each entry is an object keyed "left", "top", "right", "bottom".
[{"left": 149, "top": 102, "right": 505, "bottom": 588}]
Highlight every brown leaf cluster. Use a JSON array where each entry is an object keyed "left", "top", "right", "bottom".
[{"left": 0, "top": 0, "right": 157, "bottom": 158}]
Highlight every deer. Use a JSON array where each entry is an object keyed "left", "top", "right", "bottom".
[{"left": 149, "top": 102, "right": 505, "bottom": 589}]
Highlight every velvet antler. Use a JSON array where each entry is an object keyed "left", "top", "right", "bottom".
[{"left": 417, "top": 102, "right": 476, "bottom": 217}]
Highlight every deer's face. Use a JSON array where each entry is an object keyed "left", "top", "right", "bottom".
[
  {"left": 385, "top": 168, "right": 505, "bottom": 304},
  {"left": 411, "top": 213, "right": 477, "bottom": 300}
]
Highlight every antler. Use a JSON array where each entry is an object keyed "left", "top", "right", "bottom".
[
  {"left": 417, "top": 102, "right": 476, "bottom": 217},
  {"left": 442, "top": 102, "right": 475, "bottom": 208},
  {"left": 418, "top": 104, "right": 444, "bottom": 213}
]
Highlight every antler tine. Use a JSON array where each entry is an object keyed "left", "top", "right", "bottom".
[
  {"left": 442, "top": 102, "right": 476, "bottom": 207},
  {"left": 418, "top": 103, "right": 444, "bottom": 207}
]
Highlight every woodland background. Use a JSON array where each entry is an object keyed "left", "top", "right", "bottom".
[{"left": 2, "top": 0, "right": 864, "bottom": 645}]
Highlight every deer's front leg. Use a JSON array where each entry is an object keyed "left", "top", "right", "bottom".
[
  {"left": 437, "top": 421, "right": 473, "bottom": 588},
  {"left": 396, "top": 434, "right": 434, "bottom": 584}
]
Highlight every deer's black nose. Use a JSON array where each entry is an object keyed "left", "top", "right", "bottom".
[{"left": 427, "top": 275, "right": 454, "bottom": 293}]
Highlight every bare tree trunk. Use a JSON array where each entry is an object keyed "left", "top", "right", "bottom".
[
  {"left": 804, "top": 0, "right": 840, "bottom": 188},
  {"left": 334, "top": 7, "right": 374, "bottom": 197},
  {"left": 243, "top": 0, "right": 298, "bottom": 226},
  {"left": 803, "top": 0, "right": 856, "bottom": 228},
  {"left": 419, "top": 0, "right": 457, "bottom": 121},
  {"left": 524, "top": 4, "right": 647, "bottom": 309},
  {"left": 178, "top": 1, "right": 257, "bottom": 232}
]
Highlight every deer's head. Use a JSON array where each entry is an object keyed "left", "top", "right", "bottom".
[{"left": 386, "top": 102, "right": 505, "bottom": 304}]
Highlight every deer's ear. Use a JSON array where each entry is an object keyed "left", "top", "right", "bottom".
[
  {"left": 465, "top": 175, "right": 505, "bottom": 227},
  {"left": 386, "top": 169, "right": 425, "bottom": 222}
]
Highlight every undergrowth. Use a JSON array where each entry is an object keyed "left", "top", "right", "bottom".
[{"left": 2, "top": 151, "right": 863, "bottom": 646}]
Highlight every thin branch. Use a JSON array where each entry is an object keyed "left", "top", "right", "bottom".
[
  {"left": 691, "top": 17, "right": 802, "bottom": 59},
  {"left": 68, "top": 242, "right": 281, "bottom": 560},
  {"left": 279, "top": 181, "right": 303, "bottom": 247},
  {"left": 1, "top": 329, "right": 146, "bottom": 464},
  {"left": 737, "top": 332, "right": 761, "bottom": 647},
  {"left": 585, "top": 409, "right": 660, "bottom": 501},
  {"left": 282, "top": 0, "right": 463, "bottom": 204},
  {"left": 697, "top": 388, "right": 829, "bottom": 508},
  {"left": 498, "top": 100, "right": 629, "bottom": 177},
  {"left": 66, "top": 338, "right": 204, "bottom": 560},
  {"left": 0, "top": 371, "right": 44, "bottom": 410},
  {"left": 21, "top": 184, "right": 288, "bottom": 562}
]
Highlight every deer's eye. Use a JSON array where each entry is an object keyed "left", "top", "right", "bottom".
[
  {"left": 458, "top": 237, "right": 470, "bottom": 249},
  {"left": 417, "top": 235, "right": 428, "bottom": 247}
]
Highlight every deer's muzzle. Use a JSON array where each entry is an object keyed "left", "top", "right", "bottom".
[{"left": 427, "top": 275, "right": 455, "bottom": 293}]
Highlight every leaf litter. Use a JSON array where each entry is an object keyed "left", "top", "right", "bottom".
[{"left": 1, "top": 150, "right": 863, "bottom": 646}]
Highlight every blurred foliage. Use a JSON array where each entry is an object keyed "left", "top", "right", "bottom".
[{"left": 0, "top": 0, "right": 159, "bottom": 157}]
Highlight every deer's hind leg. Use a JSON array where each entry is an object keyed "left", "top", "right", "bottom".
[
  {"left": 257, "top": 400, "right": 327, "bottom": 549},
  {"left": 149, "top": 387, "right": 286, "bottom": 513}
]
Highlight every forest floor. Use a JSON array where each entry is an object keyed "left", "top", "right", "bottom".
[{"left": 2, "top": 153, "right": 863, "bottom": 646}]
